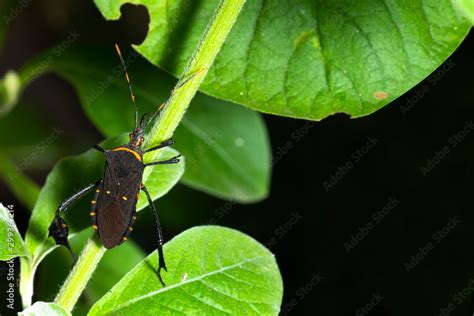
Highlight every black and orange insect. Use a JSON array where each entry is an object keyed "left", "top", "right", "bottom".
[{"left": 48, "top": 44, "right": 180, "bottom": 285}]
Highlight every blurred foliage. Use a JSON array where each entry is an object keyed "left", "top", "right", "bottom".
[
  {"left": 0, "top": 156, "right": 40, "bottom": 210},
  {"left": 0, "top": 0, "right": 15, "bottom": 46}
]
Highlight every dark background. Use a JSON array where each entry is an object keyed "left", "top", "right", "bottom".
[{"left": 0, "top": 1, "right": 473, "bottom": 315}]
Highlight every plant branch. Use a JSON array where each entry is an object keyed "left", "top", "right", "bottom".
[
  {"left": 143, "top": 0, "right": 246, "bottom": 175},
  {"left": 52, "top": 0, "right": 246, "bottom": 312},
  {"left": 54, "top": 235, "right": 106, "bottom": 312}
]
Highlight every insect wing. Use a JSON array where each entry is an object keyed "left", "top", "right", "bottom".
[{"left": 96, "top": 154, "right": 142, "bottom": 248}]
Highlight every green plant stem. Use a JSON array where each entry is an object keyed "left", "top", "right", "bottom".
[
  {"left": 54, "top": 235, "right": 106, "bottom": 312},
  {"left": 52, "top": 0, "right": 246, "bottom": 312},
  {"left": 143, "top": 0, "right": 247, "bottom": 175},
  {"left": 19, "top": 258, "right": 34, "bottom": 308}
]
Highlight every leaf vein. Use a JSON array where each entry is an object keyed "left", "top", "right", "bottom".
[
  {"left": 179, "top": 286, "right": 232, "bottom": 315},
  {"left": 199, "top": 279, "right": 261, "bottom": 314}
]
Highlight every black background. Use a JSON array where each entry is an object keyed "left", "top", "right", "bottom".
[{"left": 0, "top": 1, "right": 473, "bottom": 315}]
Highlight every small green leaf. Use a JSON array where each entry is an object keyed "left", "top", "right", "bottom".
[
  {"left": 0, "top": 203, "right": 27, "bottom": 260},
  {"left": 89, "top": 226, "right": 283, "bottom": 315},
  {"left": 452, "top": 0, "right": 474, "bottom": 23},
  {"left": 16, "top": 45, "right": 271, "bottom": 202},
  {"left": 95, "top": 0, "right": 470, "bottom": 120},
  {"left": 24, "top": 134, "right": 183, "bottom": 273},
  {"left": 20, "top": 301, "right": 71, "bottom": 316}
]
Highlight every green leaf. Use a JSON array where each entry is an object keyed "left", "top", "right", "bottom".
[
  {"left": 20, "top": 302, "right": 71, "bottom": 316},
  {"left": 89, "top": 226, "right": 283, "bottom": 315},
  {"left": 95, "top": 0, "right": 470, "bottom": 120},
  {"left": 452, "top": 0, "right": 474, "bottom": 23},
  {"left": 176, "top": 102, "right": 270, "bottom": 202},
  {"left": 24, "top": 134, "right": 183, "bottom": 272},
  {"left": 15, "top": 45, "right": 270, "bottom": 202},
  {"left": 0, "top": 203, "right": 27, "bottom": 260}
]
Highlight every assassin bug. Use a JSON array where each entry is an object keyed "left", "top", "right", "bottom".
[{"left": 48, "top": 44, "right": 183, "bottom": 285}]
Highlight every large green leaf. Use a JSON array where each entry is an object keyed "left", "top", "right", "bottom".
[
  {"left": 0, "top": 203, "right": 27, "bottom": 260},
  {"left": 89, "top": 226, "right": 283, "bottom": 315},
  {"left": 24, "top": 134, "right": 183, "bottom": 274},
  {"left": 14, "top": 45, "right": 270, "bottom": 202},
  {"left": 95, "top": 0, "right": 470, "bottom": 120},
  {"left": 20, "top": 302, "right": 71, "bottom": 316}
]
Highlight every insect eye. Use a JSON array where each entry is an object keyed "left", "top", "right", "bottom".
[{"left": 140, "top": 137, "right": 144, "bottom": 142}]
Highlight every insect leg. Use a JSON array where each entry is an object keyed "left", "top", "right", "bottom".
[
  {"left": 143, "top": 139, "right": 175, "bottom": 153},
  {"left": 173, "top": 67, "right": 206, "bottom": 92},
  {"left": 141, "top": 184, "right": 167, "bottom": 286},
  {"left": 94, "top": 145, "right": 106, "bottom": 153},
  {"left": 144, "top": 155, "right": 181, "bottom": 167},
  {"left": 48, "top": 180, "right": 101, "bottom": 262}
]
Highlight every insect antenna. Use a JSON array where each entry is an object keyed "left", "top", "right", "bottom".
[
  {"left": 115, "top": 43, "right": 139, "bottom": 131},
  {"left": 142, "top": 68, "right": 206, "bottom": 130}
]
